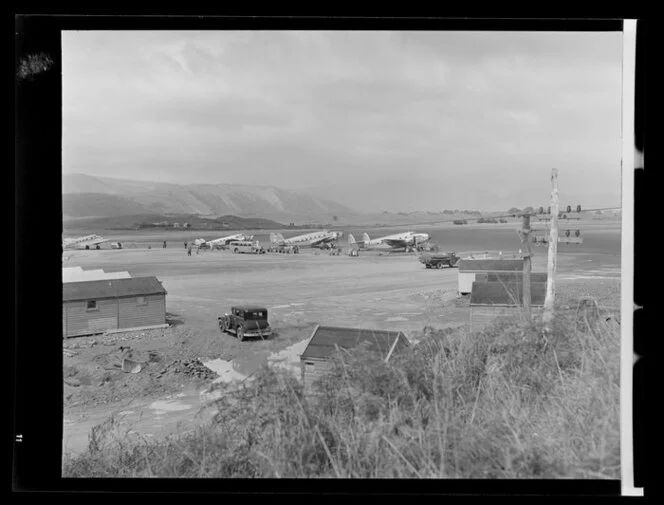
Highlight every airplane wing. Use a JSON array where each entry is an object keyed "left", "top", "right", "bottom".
[
  {"left": 383, "top": 239, "right": 409, "bottom": 248},
  {"left": 64, "top": 235, "right": 109, "bottom": 249},
  {"left": 308, "top": 236, "right": 330, "bottom": 246}
]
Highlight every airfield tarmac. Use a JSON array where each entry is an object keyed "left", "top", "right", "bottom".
[{"left": 62, "top": 222, "right": 621, "bottom": 458}]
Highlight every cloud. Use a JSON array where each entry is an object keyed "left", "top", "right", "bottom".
[{"left": 62, "top": 30, "right": 622, "bottom": 201}]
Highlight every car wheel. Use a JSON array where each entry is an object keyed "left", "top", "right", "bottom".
[
  {"left": 234, "top": 248, "right": 239, "bottom": 254},
  {"left": 219, "top": 319, "right": 227, "bottom": 333},
  {"left": 237, "top": 326, "right": 245, "bottom": 342}
]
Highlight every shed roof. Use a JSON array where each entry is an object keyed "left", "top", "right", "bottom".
[
  {"left": 486, "top": 272, "right": 548, "bottom": 282},
  {"left": 458, "top": 259, "right": 524, "bottom": 272},
  {"left": 233, "top": 306, "right": 268, "bottom": 312},
  {"left": 62, "top": 267, "right": 132, "bottom": 283},
  {"left": 300, "top": 326, "right": 409, "bottom": 361},
  {"left": 63, "top": 276, "right": 167, "bottom": 302},
  {"left": 470, "top": 281, "right": 546, "bottom": 306}
]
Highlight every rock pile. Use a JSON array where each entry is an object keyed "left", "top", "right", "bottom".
[{"left": 153, "top": 358, "right": 218, "bottom": 381}]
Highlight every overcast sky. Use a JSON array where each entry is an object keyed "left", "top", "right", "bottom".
[{"left": 63, "top": 30, "right": 623, "bottom": 197}]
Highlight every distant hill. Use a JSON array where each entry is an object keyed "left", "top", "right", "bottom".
[
  {"left": 301, "top": 177, "right": 621, "bottom": 213},
  {"left": 62, "top": 213, "right": 288, "bottom": 232},
  {"left": 63, "top": 193, "right": 157, "bottom": 220},
  {"left": 62, "top": 173, "right": 360, "bottom": 223},
  {"left": 62, "top": 173, "right": 621, "bottom": 224}
]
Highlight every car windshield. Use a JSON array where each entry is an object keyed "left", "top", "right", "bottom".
[{"left": 245, "top": 311, "right": 266, "bottom": 319}]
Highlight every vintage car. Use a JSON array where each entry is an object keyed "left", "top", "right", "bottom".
[{"left": 218, "top": 306, "right": 272, "bottom": 341}]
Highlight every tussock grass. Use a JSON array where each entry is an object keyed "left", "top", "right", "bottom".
[{"left": 63, "top": 300, "right": 620, "bottom": 478}]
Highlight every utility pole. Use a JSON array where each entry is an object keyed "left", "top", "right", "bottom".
[
  {"left": 520, "top": 214, "right": 533, "bottom": 321},
  {"left": 543, "top": 168, "right": 559, "bottom": 328}
]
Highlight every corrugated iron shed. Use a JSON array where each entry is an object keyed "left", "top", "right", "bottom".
[
  {"left": 63, "top": 276, "right": 167, "bottom": 302},
  {"left": 470, "top": 281, "right": 547, "bottom": 306},
  {"left": 458, "top": 259, "right": 524, "bottom": 272},
  {"left": 301, "top": 326, "right": 409, "bottom": 361}
]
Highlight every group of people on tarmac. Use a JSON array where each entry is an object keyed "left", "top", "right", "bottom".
[{"left": 184, "top": 241, "right": 198, "bottom": 256}]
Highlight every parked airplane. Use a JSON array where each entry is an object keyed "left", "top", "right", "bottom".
[
  {"left": 270, "top": 230, "right": 343, "bottom": 248},
  {"left": 348, "top": 231, "right": 430, "bottom": 252},
  {"left": 194, "top": 233, "right": 254, "bottom": 249},
  {"left": 62, "top": 234, "right": 109, "bottom": 250}
]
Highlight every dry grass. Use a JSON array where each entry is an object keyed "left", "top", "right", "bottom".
[{"left": 63, "top": 299, "right": 620, "bottom": 478}]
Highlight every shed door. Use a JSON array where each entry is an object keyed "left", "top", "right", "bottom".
[{"left": 459, "top": 273, "right": 476, "bottom": 293}]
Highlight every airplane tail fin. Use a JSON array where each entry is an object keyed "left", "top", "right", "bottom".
[
  {"left": 348, "top": 233, "right": 356, "bottom": 245},
  {"left": 362, "top": 233, "right": 371, "bottom": 243}
]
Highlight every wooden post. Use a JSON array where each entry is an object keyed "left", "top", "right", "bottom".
[
  {"left": 521, "top": 214, "right": 532, "bottom": 320},
  {"left": 543, "top": 168, "right": 559, "bottom": 327}
]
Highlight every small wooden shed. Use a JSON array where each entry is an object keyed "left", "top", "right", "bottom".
[
  {"left": 63, "top": 276, "right": 168, "bottom": 338},
  {"left": 457, "top": 259, "right": 525, "bottom": 295},
  {"left": 469, "top": 281, "right": 547, "bottom": 333},
  {"left": 300, "top": 325, "right": 410, "bottom": 392}
]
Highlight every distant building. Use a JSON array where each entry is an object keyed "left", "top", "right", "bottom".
[
  {"left": 173, "top": 222, "right": 180, "bottom": 228},
  {"left": 469, "top": 281, "right": 546, "bottom": 333},
  {"left": 183, "top": 222, "right": 190, "bottom": 228},
  {"left": 300, "top": 325, "right": 410, "bottom": 393},
  {"left": 457, "top": 259, "right": 525, "bottom": 295},
  {"left": 62, "top": 276, "right": 167, "bottom": 338}
]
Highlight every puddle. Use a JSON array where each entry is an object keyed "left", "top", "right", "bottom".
[
  {"left": 272, "top": 304, "right": 291, "bottom": 309},
  {"left": 203, "top": 358, "right": 250, "bottom": 384},
  {"left": 266, "top": 338, "right": 310, "bottom": 378},
  {"left": 200, "top": 389, "right": 224, "bottom": 402},
  {"left": 149, "top": 400, "right": 193, "bottom": 413},
  {"left": 117, "top": 410, "right": 135, "bottom": 416},
  {"left": 385, "top": 316, "right": 408, "bottom": 322}
]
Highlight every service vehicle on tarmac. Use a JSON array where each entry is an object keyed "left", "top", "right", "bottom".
[
  {"left": 218, "top": 306, "right": 272, "bottom": 341},
  {"left": 419, "top": 251, "right": 460, "bottom": 269},
  {"left": 229, "top": 240, "right": 266, "bottom": 254}
]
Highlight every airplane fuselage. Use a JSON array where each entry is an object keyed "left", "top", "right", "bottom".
[
  {"left": 63, "top": 234, "right": 108, "bottom": 250},
  {"left": 272, "top": 230, "right": 343, "bottom": 248},
  {"left": 358, "top": 231, "right": 430, "bottom": 250}
]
